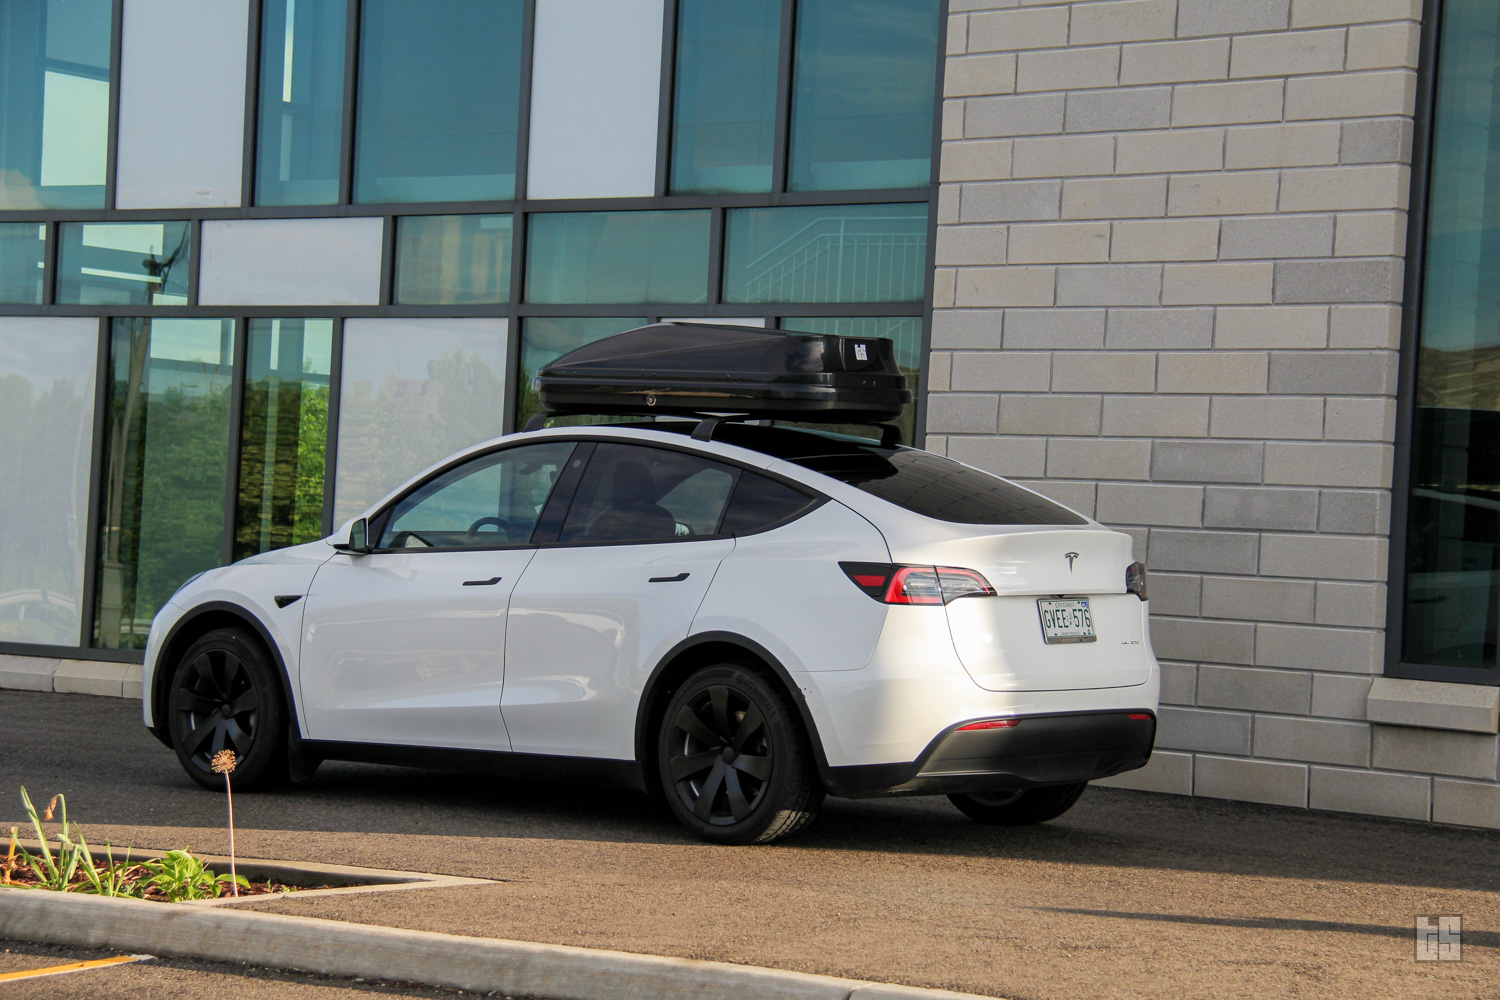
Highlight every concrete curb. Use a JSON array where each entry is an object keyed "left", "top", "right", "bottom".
[
  {"left": 0, "top": 654, "right": 141, "bottom": 699},
  {"left": 0, "top": 890, "right": 992, "bottom": 1000}
]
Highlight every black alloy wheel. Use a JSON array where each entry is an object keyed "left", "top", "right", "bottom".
[
  {"left": 168, "top": 628, "right": 288, "bottom": 791},
  {"left": 658, "top": 665, "right": 822, "bottom": 845},
  {"left": 948, "top": 782, "right": 1088, "bottom": 825}
]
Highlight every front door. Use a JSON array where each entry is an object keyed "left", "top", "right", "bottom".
[
  {"left": 502, "top": 442, "right": 740, "bottom": 760},
  {"left": 299, "top": 440, "right": 576, "bottom": 750}
]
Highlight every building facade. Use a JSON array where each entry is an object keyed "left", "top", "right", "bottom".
[{"left": 2, "top": 0, "right": 1498, "bottom": 831}]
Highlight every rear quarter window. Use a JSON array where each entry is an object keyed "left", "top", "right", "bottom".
[
  {"left": 720, "top": 472, "right": 820, "bottom": 534},
  {"left": 797, "top": 448, "right": 1087, "bottom": 525}
]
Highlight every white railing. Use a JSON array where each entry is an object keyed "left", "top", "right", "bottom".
[{"left": 741, "top": 216, "right": 925, "bottom": 303}]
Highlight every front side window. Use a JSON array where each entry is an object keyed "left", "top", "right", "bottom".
[
  {"left": 560, "top": 443, "right": 739, "bottom": 544},
  {"left": 379, "top": 441, "right": 574, "bottom": 550}
]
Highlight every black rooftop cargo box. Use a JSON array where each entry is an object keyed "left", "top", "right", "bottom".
[{"left": 532, "top": 322, "right": 911, "bottom": 423}]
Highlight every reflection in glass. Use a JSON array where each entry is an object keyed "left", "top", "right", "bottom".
[
  {"left": 256, "top": 0, "right": 346, "bottom": 206},
  {"left": 1404, "top": 1, "right": 1500, "bottom": 675},
  {"left": 234, "top": 319, "right": 333, "bottom": 560},
  {"left": 57, "top": 222, "right": 191, "bottom": 306},
  {"left": 395, "top": 214, "right": 512, "bottom": 305},
  {"left": 788, "top": 0, "right": 939, "bottom": 192},
  {"left": 723, "top": 203, "right": 928, "bottom": 303},
  {"left": 354, "top": 0, "right": 524, "bottom": 204},
  {"left": 95, "top": 319, "right": 236, "bottom": 650},
  {"left": 526, "top": 211, "right": 711, "bottom": 304},
  {"left": 516, "top": 317, "right": 648, "bottom": 429},
  {"left": 0, "top": 0, "right": 112, "bottom": 209},
  {"left": 781, "top": 317, "right": 921, "bottom": 444},
  {"left": 0, "top": 223, "right": 46, "bottom": 304},
  {"left": 0, "top": 319, "right": 97, "bottom": 645},
  {"left": 335, "top": 318, "right": 508, "bottom": 523},
  {"left": 670, "top": 0, "right": 780, "bottom": 194}
]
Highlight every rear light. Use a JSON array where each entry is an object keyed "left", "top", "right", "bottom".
[
  {"left": 1126, "top": 561, "right": 1148, "bottom": 601},
  {"left": 956, "top": 718, "right": 1018, "bottom": 731},
  {"left": 1129, "top": 713, "right": 1153, "bottom": 721},
  {"left": 840, "top": 562, "right": 997, "bottom": 605}
]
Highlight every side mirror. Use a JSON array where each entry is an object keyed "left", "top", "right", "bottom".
[{"left": 330, "top": 517, "right": 373, "bottom": 554}]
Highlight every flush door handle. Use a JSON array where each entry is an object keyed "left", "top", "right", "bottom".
[
  {"left": 463, "top": 576, "right": 502, "bottom": 587},
  {"left": 649, "top": 572, "right": 690, "bottom": 583}
]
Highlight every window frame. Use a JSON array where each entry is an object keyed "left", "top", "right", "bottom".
[{"left": 1386, "top": 0, "right": 1500, "bottom": 686}]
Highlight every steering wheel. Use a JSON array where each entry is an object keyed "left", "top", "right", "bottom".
[{"left": 465, "top": 516, "right": 510, "bottom": 544}]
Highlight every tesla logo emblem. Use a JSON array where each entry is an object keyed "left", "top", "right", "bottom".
[{"left": 1065, "top": 552, "right": 1079, "bottom": 571}]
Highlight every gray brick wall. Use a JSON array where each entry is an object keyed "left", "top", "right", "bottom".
[{"left": 934, "top": 0, "right": 1500, "bottom": 830}]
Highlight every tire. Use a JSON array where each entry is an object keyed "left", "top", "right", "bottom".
[
  {"left": 948, "top": 782, "right": 1087, "bottom": 826},
  {"left": 167, "top": 628, "right": 289, "bottom": 791},
  {"left": 657, "top": 665, "right": 823, "bottom": 845}
]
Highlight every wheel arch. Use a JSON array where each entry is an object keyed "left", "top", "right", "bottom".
[
  {"left": 634, "top": 631, "right": 831, "bottom": 798},
  {"left": 150, "top": 601, "right": 300, "bottom": 746}
]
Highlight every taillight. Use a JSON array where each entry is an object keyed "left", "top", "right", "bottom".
[
  {"left": 840, "top": 562, "right": 996, "bottom": 605},
  {"left": 956, "top": 718, "right": 1017, "bottom": 731},
  {"left": 1126, "top": 561, "right": 1148, "bottom": 601}
]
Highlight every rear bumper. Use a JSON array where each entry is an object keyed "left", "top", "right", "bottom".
[{"left": 823, "top": 709, "right": 1156, "bottom": 798}]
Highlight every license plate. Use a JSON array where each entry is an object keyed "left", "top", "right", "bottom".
[{"left": 1038, "top": 598, "right": 1096, "bottom": 644}]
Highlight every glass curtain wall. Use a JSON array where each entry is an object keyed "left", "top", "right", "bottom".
[
  {"left": 0, "top": 224, "right": 46, "bottom": 304},
  {"left": 56, "top": 222, "right": 191, "bottom": 306},
  {"left": 354, "top": 0, "right": 525, "bottom": 204},
  {"left": 0, "top": 0, "right": 112, "bottom": 210},
  {"left": 526, "top": 211, "right": 712, "bottom": 304},
  {"left": 1404, "top": 0, "right": 1500, "bottom": 679},
  {"left": 234, "top": 319, "right": 333, "bottom": 560},
  {"left": 788, "top": 0, "right": 939, "bottom": 191},
  {"left": 395, "top": 214, "right": 512, "bottom": 305},
  {"left": 723, "top": 203, "right": 929, "bottom": 303},
  {"left": 94, "top": 319, "right": 236, "bottom": 650},
  {"left": 0, "top": 319, "right": 97, "bottom": 646},
  {"left": 256, "top": 0, "right": 347, "bottom": 206},
  {"left": 670, "top": 0, "right": 780, "bottom": 194}
]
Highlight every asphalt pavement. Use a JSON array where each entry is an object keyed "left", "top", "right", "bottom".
[{"left": 2, "top": 689, "right": 1497, "bottom": 999}]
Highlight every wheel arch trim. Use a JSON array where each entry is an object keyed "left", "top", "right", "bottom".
[
  {"left": 150, "top": 600, "right": 302, "bottom": 745},
  {"left": 634, "top": 631, "right": 833, "bottom": 795}
]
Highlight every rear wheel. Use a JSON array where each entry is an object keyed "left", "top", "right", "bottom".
[
  {"left": 168, "top": 628, "right": 288, "bottom": 791},
  {"left": 948, "top": 782, "right": 1087, "bottom": 825},
  {"left": 657, "top": 665, "right": 823, "bottom": 845}
]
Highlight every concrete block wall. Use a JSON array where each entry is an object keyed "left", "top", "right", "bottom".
[{"left": 933, "top": 0, "right": 1500, "bottom": 830}]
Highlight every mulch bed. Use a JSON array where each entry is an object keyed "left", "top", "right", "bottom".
[{"left": 2, "top": 860, "right": 326, "bottom": 900}]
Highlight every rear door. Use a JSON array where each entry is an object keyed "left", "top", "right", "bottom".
[{"left": 502, "top": 442, "right": 738, "bottom": 759}]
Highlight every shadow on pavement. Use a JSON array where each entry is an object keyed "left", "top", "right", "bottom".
[{"left": 3, "top": 689, "right": 1497, "bottom": 894}]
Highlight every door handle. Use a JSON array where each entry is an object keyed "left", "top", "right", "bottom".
[
  {"left": 649, "top": 572, "right": 690, "bottom": 583},
  {"left": 463, "top": 576, "right": 502, "bottom": 587}
]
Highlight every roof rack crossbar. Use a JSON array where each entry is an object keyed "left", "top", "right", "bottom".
[
  {"left": 880, "top": 424, "right": 902, "bottom": 449},
  {"left": 523, "top": 411, "right": 551, "bottom": 432},
  {"left": 691, "top": 413, "right": 749, "bottom": 442}
]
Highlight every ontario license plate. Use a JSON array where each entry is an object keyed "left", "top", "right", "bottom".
[{"left": 1038, "top": 598, "right": 1096, "bottom": 644}]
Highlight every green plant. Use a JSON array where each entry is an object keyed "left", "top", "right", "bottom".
[
  {"left": 16, "top": 787, "right": 139, "bottom": 897},
  {"left": 138, "top": 849, "right": 247, "bottom": 901}
]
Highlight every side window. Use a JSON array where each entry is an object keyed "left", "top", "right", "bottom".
[
  {"left": 560, "top": 443, "right": 740, "bottom": 544},
  {"left": 720, "top": 472, "right": 819, "bottom": 535},
  {"left": 379, "top": 441, "right": 575, "bottom": 550}
]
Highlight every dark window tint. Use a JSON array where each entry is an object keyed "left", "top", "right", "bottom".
[
  {"left": 561, "top": 443, "right": 739, "bottom": 544},
  {"left": 721, "top": 473, "right": 818, "bottom": 534},
  {"left": 806, "top": 448, "right": 1086, "bottom": 526},
  {"left": 379, "top": 441, "right": 574, "bottom": 550}
]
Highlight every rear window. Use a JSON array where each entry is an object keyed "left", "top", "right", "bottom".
[{"left": 795, "top": 448, "right": 1087, "bottom": 525}]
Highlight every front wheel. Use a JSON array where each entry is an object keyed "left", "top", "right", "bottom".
[
  {"left": 168, "top": 628, "right": 288, "bottom": 791},
  {"left": 657, "top": 665, "right": 823, "bottom": 845},
  {"left": 948, "top": 782, "right": 1087, "bottom": 825}
]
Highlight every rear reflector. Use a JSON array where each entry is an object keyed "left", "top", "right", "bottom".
[
  {"left": 840, "top": 562, "right": 996, "bottom": 606},
  {"left": 1129, "top": 713, "right": 1153, "bottom": 721},
  {"left": 956, "top": 719, "right": 1018, "bottom": 731}
]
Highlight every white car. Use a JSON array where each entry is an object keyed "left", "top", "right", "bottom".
[{"left": 141, "top": 419, "right": 1159, "bottom": 844}]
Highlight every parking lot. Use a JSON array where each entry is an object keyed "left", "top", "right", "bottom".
[{"left": 2, "top": 689, "right": 1496, "bottom": 999}]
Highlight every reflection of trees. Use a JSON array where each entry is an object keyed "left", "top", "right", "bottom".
[
  {"left": 234, "top": 373, "right": 328, "bottom": 560},
  {"left": 0, "top": 372, "right": 91, "bottom": 644},
  {"left": 337, "top": 348, "right": 505, "bottom": 518},
  {"left": 97, "top": 322, "right": 231, "bottom": 649}
]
